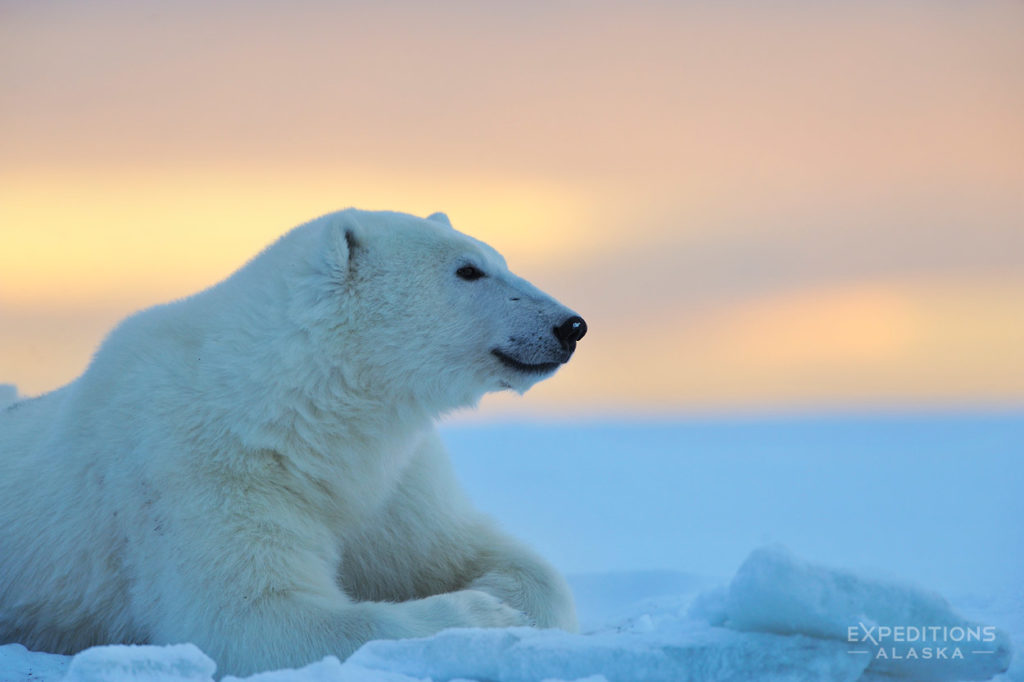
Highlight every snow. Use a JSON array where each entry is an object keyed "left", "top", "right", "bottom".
[
  {"left": 0, "top": 416, "right": 1020, "bottom": 681},
  {"left": 441, "top": 416, "right": 1024, "bottom": 595}
]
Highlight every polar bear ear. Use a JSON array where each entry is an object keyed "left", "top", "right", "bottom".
[
  {"left": 325, "top": 212, "right": 364, "bottom": 280},
  {"left": 343, "top": 228, "right": 359, "bottom": 260},
  {"left": 426, "top": 212, "right": 452, "bottom": 228}
]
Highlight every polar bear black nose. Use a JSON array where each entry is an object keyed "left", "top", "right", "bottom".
[{"left": 553, "top": 316, "right": 587, "bottom": 353}]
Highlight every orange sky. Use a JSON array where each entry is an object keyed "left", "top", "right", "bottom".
[{"left": 1, "top": 1, "right": 1022, "bottom": 414}]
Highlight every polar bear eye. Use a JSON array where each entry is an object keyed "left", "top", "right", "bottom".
[{"left": 456, "top": 265, "right": 486, "bottom": 281}]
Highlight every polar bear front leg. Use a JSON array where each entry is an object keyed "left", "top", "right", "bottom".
[
  {"left": 149, "top": 554, "right": 526, "bottom": 677},
  {"left": 395, "top": 587, "right": 530, "bottom": 631},
  {"left": 339, "top": 430, "right": 579, "bottom": 633},
  {"left": 466, "top": 527, "right": 579, "bottom": 632},
  {"left": 249, "top": 593, "right": 524, "bottom": 675},
  {"left": 345, "top": 513, "right": 578, "bottom": 633}
]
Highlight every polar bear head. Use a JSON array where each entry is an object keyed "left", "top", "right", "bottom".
[{"left": 276, "top": 209, "right": 586, "bottom": 414}]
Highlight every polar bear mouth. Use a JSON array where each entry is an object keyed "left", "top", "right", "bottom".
[{"left": 491, "top": 349, "right": 563, "bottom": 374}]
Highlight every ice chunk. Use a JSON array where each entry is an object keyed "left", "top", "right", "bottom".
[
  {"left": 222, "top": 655, "right": 424, "bottom": 682},
  {"left": 709, "top": 545, "right": 1013, "bottom": 680},
  {"left": 0, "top": 643, "right": 69, "bottom": 681},
  {"left": 63, "top": 644, "right": 215, "bottom": 682},
  {"left": 349, "top": 623, "right": 868, "bottom": 682},
  {"left": 222, "top": 655, "right": 425, "bottom": 679},
  {"left": 349, "top": 627, "right": 520, "bottom": 682}
]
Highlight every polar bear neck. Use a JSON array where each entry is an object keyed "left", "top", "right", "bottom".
[
  {"left": 194, "top": 324, "right": 435, "bottom": 523},
  {"left": 74, "top": 240, "right": 437, "bottom": 514},
  {"left": 185, "top": 290, "right": 434, "bottom": 473}
]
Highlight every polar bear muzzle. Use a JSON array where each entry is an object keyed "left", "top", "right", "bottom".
[{"left": 491, "top": 314, "right": 587, "bottom": 374}]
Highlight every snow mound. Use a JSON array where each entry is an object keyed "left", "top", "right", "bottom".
[{"left": 690, "top": 545, "right": 1014, "bottom": 680}]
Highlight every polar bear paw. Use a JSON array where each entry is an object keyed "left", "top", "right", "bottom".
[{"left": 417, "top": 589, "right": 529, "bottom": 630}]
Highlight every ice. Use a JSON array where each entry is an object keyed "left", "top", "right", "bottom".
[
  {"left": 221, "top": 655, "right": 422, "bottom": 682},
  {"left": 0, "top": 643, "right": 69, "bottom": 681},
  {"left": 0, "top": 417, "right": 1018, "bottom": 682},
  {"left": 62, "top": 644, "right": 215, "bottom": 682},
  {"left": 0, "top": 547, "right": 1015, "bottom": 682},
  {"left": 347, "top": 621, "right": 869, "bottom": 682},
  {"left": 691, "top": 545, "right": 1014, "bottom": 680}
]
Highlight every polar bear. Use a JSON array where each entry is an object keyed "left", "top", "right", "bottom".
[{"left": 0, "top": 209, "right": 586, "bottom": 676}]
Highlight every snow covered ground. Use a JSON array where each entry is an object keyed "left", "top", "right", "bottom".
[{"left": 1, "top": 415, "right": 1021, "bottom": 681}]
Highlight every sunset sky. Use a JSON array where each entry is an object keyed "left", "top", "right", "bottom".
[{"left": 2, "top": 1, "right": 1022, "bottom": 415}]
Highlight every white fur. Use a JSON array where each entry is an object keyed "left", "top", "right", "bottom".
[{"left": 0, "top": 209, "right": 581, "bottom": 677}]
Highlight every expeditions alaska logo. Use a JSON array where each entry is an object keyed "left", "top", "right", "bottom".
[{"left": 847, "top": 622, "right": 1000, "bottom": 661}]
